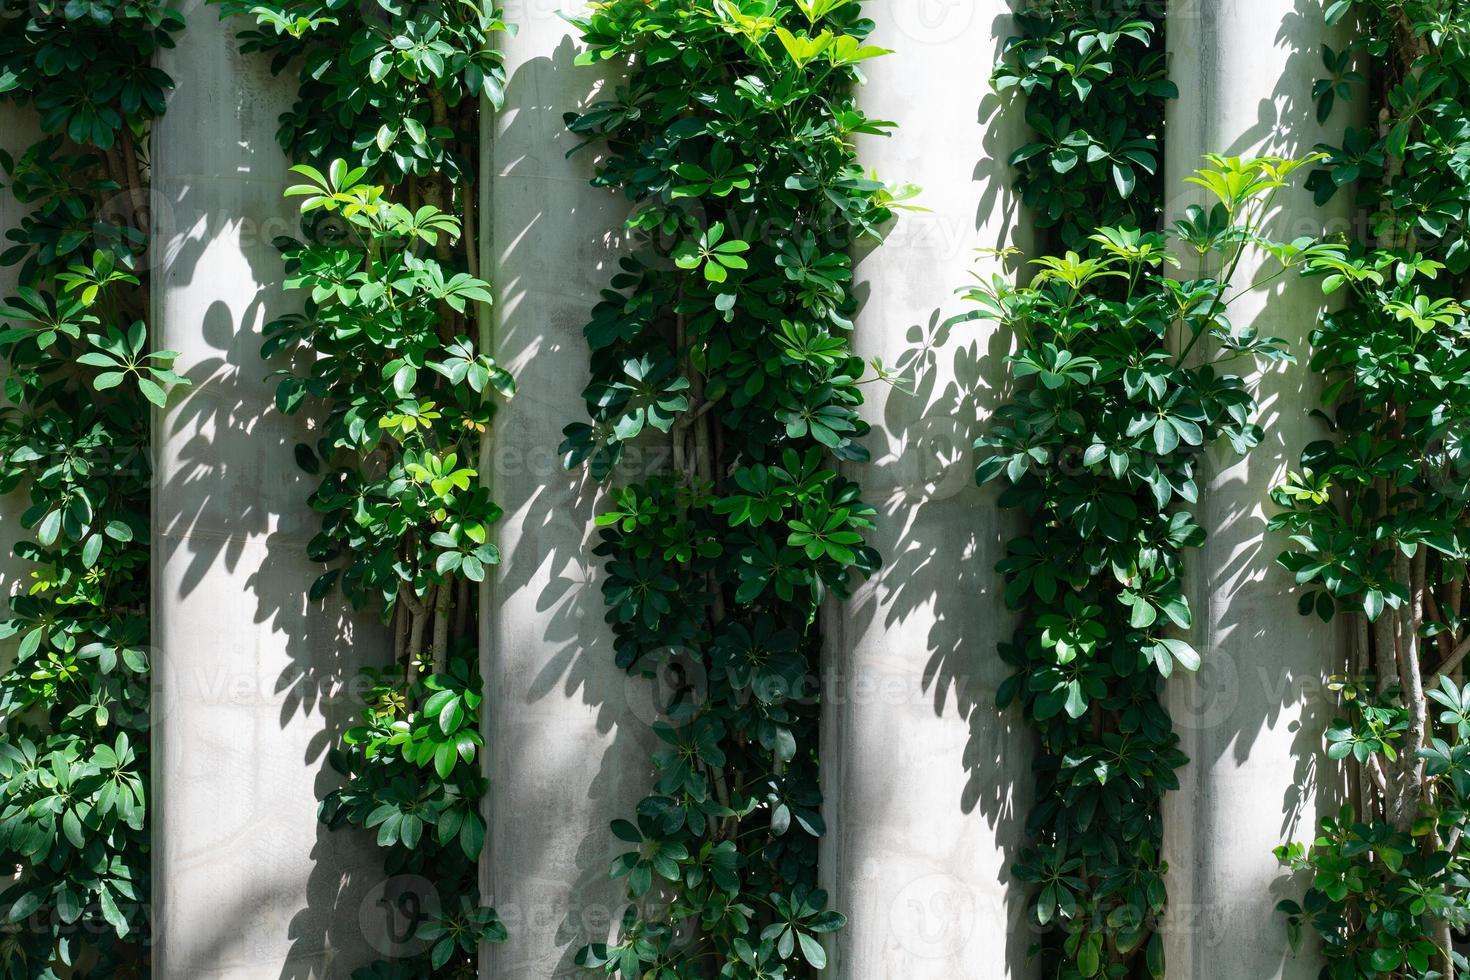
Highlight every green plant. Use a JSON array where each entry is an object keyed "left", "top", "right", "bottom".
[
  {"left": 961, "top": 155, "right": 1329, "bottom": 978},
  {"left": 0, "top": 0, "right": 184, "bottom": 974},
  {"left": 224, "top": 0, "right": 509, "bottom": 189},
  {"left": 260, "top": 162, "right": 509, "bottom": 975},
  {"left": 1273, "top": 4, "right": 1470, "bottom": 977},
  {"left": 563, "top": 0, "right": 906, "bottom": 975},
  {"left": 223, "top": 0, "right": 510, "bottom": 969},
  {"left": 992, "top": 0, "right": 1174, "bottom": 252}
]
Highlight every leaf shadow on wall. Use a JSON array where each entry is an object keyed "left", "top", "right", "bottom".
[
  {"left": 1162, "top": 0, "right": 1352, "bottom": 970},
  {"left": 478, "top": 33, "right": 660, "bottom": 980},
  {"left": 152, "top": 18, "right": 390, "bottom": 977},
  {"left": 823, "top": 19, "right": 1037, "bottom": 973}
]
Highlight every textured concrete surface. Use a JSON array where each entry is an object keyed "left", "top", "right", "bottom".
[
  {"left": 150, "top": 11, "right": 388, "bottom": 978},
  {"left": 1161, "top": 3, "right": 1355, "bottom": 977},
  {"left": 478, "top": 3, "right": 654, "bottom": 975},
  {"left": 0, "top": 106, "right": 39, "bottom": 672},
  {"left": 817, "top": 3, "right": 1037, "bottom": 977}
]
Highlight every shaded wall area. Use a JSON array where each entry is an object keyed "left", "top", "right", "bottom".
[
  {"left": 819, "top": 2, "right": 1036, "bottom": 977},
  {"left": 150, "top": 10, "right": 388, "bottom": 978}
]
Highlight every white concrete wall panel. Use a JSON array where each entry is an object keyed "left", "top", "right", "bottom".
[
  {"left": 819, "top": 4, "right": 1037, "bottom": 977},
  {"left": 1161, "top": 3, "right": 1357, "bottom": 977},
  {"left": 480, "top": 2, "right": 654, "bottom": 976},
  {"left": 151, "top": 10, "right": 388, "bottom": 978}
]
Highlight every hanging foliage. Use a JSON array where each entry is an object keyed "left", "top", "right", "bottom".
[
  {"left": 960, "top": 155, "right": 1329, "bottom": 977},
  {"left": 980, "top": 2, "right": 1193, "bottom": 976},
  {"left": 1274, "top": 3, "right": 1470, "bottom": 978},
  {"left": 223, "top": 0, "right": 512, "bottom": 974},
  {"left": 264, "top": 161, "right": 509, "bottom": 976},
  {"left": 563, "top": 0, "right": 907, "bottom": 975},
  {"left": 992, "top": 0, "right": 1173, "bottom": 252},
  {"left": 0, "top": 0, "right": 185, "bottom": 976}
]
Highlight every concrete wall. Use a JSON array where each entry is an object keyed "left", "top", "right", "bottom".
[
  {"left": 1161, "top": 3, "right": 1354, "bottom": 977},
  {"left": 479, "top": 2, "right": 653, "bottom": 975},
  {"left": 150, "top": 10, "right": 388, "bottom": 978},
  {"left": 0, "top": 106, "right": 41, "bottom": 672},
  {"left": 818, "top": 3, "right": 1036, "bottom": 976},
  {"left": 0, "top": 3, "right": 1375, "bottom": 977}
]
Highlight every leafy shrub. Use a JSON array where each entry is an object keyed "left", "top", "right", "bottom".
[
  {"left": 992, "top": 0, "right": 1174, "bottom": 251},
  {"left": 261, "top": 162, "right": 509, "bottom": 975},
  {"left": 562, "top": 0, "right": 909, "bottom": 975},
  {"left": 224, "top": 0, "right": 511, "bottom": 969},
  {"left": 962, "top": 155, "right": 1329, "bottom": 977},
  {"left": 1273, "top": 4, "right": 1470, "bottom": 977},
  {"left": 0, "top": 0, "right": 184, "bottom": 974}
]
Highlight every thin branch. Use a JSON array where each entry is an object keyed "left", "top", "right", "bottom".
[{"left": 1431, "top": 631, "right": 1470, "bottom": 687}]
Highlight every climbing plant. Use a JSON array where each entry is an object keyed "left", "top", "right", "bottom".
[
  {"left": 0, "top": 0, "right": 184, "bottom": 976},
  {"left": 226, "top": 0, "right": 508, "bottom": 193},
  {"left": 980, "top": 3, "right": 1192, "bottom": 977},
  {"left": 563, "top": 0, "right": 904, "bottom": 974},
  {"left": 992, "top": 0, "right": 1173, "bottom": 252},
  {"left": 1273, "top": 3, "right": 1470, "bottom": 977},
  {"left": 224, "top": 0, "right": 511, "bottom": 974},
  {"left": 961, "top": 155, "right": 1328, "bottom": 978},
  {"left": 264, "top": 161, "right": 507, "bottom": 975}
]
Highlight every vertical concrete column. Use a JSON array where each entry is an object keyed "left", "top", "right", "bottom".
[
  {"left": 0, "top": 106, "right": 40, "bottom": 669},
  {"left": 151, "top": 10, "right": 386, "bottom": 978},
  {"left": 818, "top": 4, "right": 1035, "bottom": 977},
  {"left": 480, "top": 2, "right": 650, "bottom": 975},
  {"left": 1161, "top": 3, "right": 1355, "bottom": 977}
]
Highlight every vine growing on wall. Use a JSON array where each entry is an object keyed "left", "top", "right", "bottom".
[
  {"left": 979, "top": 2, "right": 1197, "bottom": 976},
  {"left": 0, "top": 1, "right": 184, "bottom": 976},
  {"left": 992, "top": 0, "right": 1173, "bottom": 252},
  {"left": 224, "top": 0, "right": 511, "bottom": 974},
  {"left": 563, "top": 0, "right": 903, "bottom": 975},
  {"left": 961, "top": 155, "right": 1328, "bottom": 977},
  {"left": 1274, "top": 3, "right": 1470, "bottom": 977},
  {"left": 266, "top": 161, "right": 507, "bottom": 977}
]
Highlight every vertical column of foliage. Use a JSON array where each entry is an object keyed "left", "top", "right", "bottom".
[
  {"left": 974, "top": 1, "right": 1193, "bottom": 976},
  {"left": 223, "top": 2, "right": 510, "bottom": 975},
  {"left": 964, "top": 158, "right": 1325, "bottom": 977},
  {"left": 992, "top": 0, "right": 1173, "bottom": 252},
  {"left": 562, "top": 1, "right": 902, "bottom": 975},
  {"left": 1273, "top": 3, "right": 1470, "bottom": 977},
  {"left": 0, "top": 2, "right": 183, "bottom": 976}
]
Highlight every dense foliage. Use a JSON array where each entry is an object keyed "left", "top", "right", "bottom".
[
  {"left": 1273, "top": 3, "right": 1470, "bottom": 977},
  {"left": 992, "top": 0, "right": 1173, "bottom": 252},
  {"left": 984, "top": 3, "right": 1189, "bottom": 976},
  {"left": 225, "top": 0, "right": 508, "bottom": 190},
  {"left": 0, "top": 0, "right": 184, "bottom": 975},
  {"left": 225, "top": 0, "right": 511, "bottom": 974},
  {"left": 962, "top": 156, "right": 1328, "bottom": 977},
  {"left": 563, "top": 0, "right": 904, "bottom": 975},
  {"left": 264, "top": 162, "right": 508, "bottom": 975}
]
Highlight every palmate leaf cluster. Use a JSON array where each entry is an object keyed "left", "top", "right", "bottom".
[
  {"left": 562, "top": 0, "right": 902, "bottom": 976},
  {"left": 983, "top": 4, "right": 1180, "bottom": 976},
  {"left": 992, "top": 0, "right": 1174, "bottom": 251},
  {"left": 1273, "top": 3, "right": 1470, "bottom": 978},
  {"left": 0, "top": 0, "right": 184, "bottom": 975},
  {"left": 223, "top": 0, "right": 509, "bottom": 186},
  {"left": 261, "top": 162, "right": 509, "bottom": 975},
  {"left": 0, "top": 0, "right": 179, "bottom": 151},
  {"left": 965, "top": 155, "right": 1326, "bottom": 978},
  {"left": 223, "top": 0, "right": 513, "bottom": 969}
]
